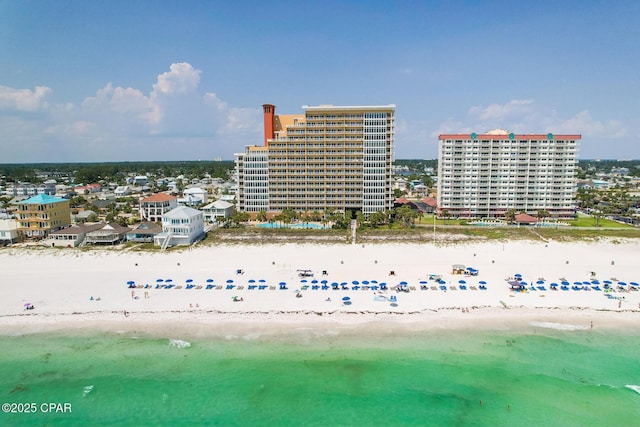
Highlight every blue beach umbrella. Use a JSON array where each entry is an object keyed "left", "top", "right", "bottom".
[
  {"left": 300, "top": 279, "right": 307, "bottom": 283},
  {"left": 248, "top": 279, "right": 256, "bottom": 283},
  {"left": 352, "top": 280, "right": 359, "bottom": 285},
  {"left": 458, "top": 280, "right": 466, "bottom": 284},
  {"left": 618, "top": 282, "right": 627, "bottom": 286},
  {"left": 259, "top": 279, "right": 266, "bottom": 283},
  {"left": 479, "top": 281, "right": 487, "bottom": 285},
  {"left": 362, "top": 280, "right": 369, "bottom": 285},
  {"left": 186, "top": 279, "right": 193, "bottom": 283},
  {"left": 156, "top": 279, "right": 164, "bottom": 283},
  {"left": 342, "top": 296, "right": 350, "bottom": 301},
  {"left": 127, "top": 281, "right": 135, "bottom": 285},
  {"left": 321, "top": 280, "right": 328, "bottom": 284},
  {"left": 400, "top": 281, "right": 408, "bottom": 285},
  {"left": 226, "top": 279, "right": 234, "bottom": 283},
  {"left": 206, "top": 279, "right": 214, "bottom": 283},
  {"left": 603, "top": 280, "right": 612, "bottom": 285},
  {"left": 561, "top": 281, "right": 570, "bottom": 285},
  {"left": 536, "top": 280, "right": 545, "bottom": 285},
  {"left": 165, "top": 279, "right": 173, "bottom": 283}
]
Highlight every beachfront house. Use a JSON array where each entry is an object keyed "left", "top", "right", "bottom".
[
  {"left": 126, "top": 221, "right": 162, "bottom": 243},
  {"left": 154, "top": 206, "right": 205, "bottom": 249},
  {"left": 180, "top": 187, "right": 208, "bottom": 207},
  {"left": 49, "top": 223, "right": 105, "bottom": 247},
  {"left": 84, "top": 222, "right": 131, "bottom": 245},
  {"left": 139, "top": 193, "right": 178, "bottom": 223},
  {"left": 0, "top": 217, "right": 19, "bottom": 245},
  {"left": 16, "top": 194, "right": 71, "bottom": 239},
  {"left": 201, "top": 200, "right": 233, "bottom": 222}
]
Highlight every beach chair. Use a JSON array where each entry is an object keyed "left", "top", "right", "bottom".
[
  {"left": 206, "top": 285, "right": 214, "bottom": 290},
  {"left": 215, "top": 285, "right": 222, "bottom": 290},
  {"left": 459, "top": 285, "right": 467, "bottom": 290}
]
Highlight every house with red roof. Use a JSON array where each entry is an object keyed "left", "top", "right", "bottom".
[{"left": 139, "top": 193, "right": 178, "bottom": 222}]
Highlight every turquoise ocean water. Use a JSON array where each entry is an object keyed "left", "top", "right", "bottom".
[{"left": 1, "top": 328, "right": 639, "bottom": 426}]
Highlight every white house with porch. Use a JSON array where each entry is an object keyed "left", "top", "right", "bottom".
[
  {"left": 201, "top": 200, "right": 233, "bottom": 222},
  {"left": 154, "top": 206, "right": 205, "bottom": 249}
]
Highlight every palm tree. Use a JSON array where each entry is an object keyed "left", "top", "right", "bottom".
[{"left": 504, "top": 209, "right": 517, "bottom": 224}]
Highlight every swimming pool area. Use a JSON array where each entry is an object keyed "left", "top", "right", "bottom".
[{"left": 257, "top": 222, "right": 330, "bottom": 229}]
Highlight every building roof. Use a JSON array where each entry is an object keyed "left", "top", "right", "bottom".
[
  {"left": 18, "top": 194, "right": 67, "bottom": 204},
  {"left": 422, "top": 197, "right": 437, "bottom": 207},
  {"left": 141, "top": 193, "right": 177, "bottom": 203},
  {"left": 50, "top": 223, "right": 105, "bottom": 235},
  {"left": 164, "top": 206, "right": 202, "bottom": 219},
  {"left": 128, "top": 222, "right": 162, "bottom": 235},
  {"left": 514, "top": 213, "right": 539, "bottom": 223},
  {"left": 202, "top": 200, "right": 233, "bottom": 209},
  {"left": 438, "top": 133, "right": 581, "bottom": 140}
]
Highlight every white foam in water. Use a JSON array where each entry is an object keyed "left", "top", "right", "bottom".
[
  {"left": 529, "top": 321, "right": 589, "bottom": 331},
  {"left": 83, "top": 385, "right": 94, "bottom": 397},
  {"left": 169, "top": 339, "right": 191, "bottom": 349},
  {"left": 625, "top": 385, "right": 640, "bottom": 395}
]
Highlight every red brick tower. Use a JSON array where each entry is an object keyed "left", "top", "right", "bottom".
[{"left": 262, "top": 104, "right": 275, "bottom": 146}]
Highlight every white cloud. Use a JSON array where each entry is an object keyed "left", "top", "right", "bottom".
[
  {"left": 435, "top": 99, "right": 626, "bottom": 139},
  {"left": 0, "top": 62, "right": 263, "bottom": 162},
  {"left": 0, "top": 85, "right": 51, "bottom": 112},
  {"left": 152, "top": 62, "right": 201, "bottom": 96},
  {"left": 554, "top": 110, "right": 626, "bottom": 138}
]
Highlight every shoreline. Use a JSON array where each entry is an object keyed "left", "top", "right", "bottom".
[{"left": 1, "top": 306, "right": 639, "bottom": 340}]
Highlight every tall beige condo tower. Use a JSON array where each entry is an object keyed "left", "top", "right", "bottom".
[{"left": 236, "top": 104, "right": 395, "bottom": 216}]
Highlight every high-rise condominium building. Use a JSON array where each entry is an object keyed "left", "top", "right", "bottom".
[
  {"left": 235, "top": 104, "right": 395, "bottom": 216},
  {"left": 437, "top": 130, "right": 580, "bottom": 219}
]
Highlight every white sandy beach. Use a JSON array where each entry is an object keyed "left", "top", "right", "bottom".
[{"left": 1, "top": 239, "right": 639, "bottom": 336}]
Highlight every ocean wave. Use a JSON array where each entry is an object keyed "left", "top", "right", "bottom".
[
  {"left": 529, "top": 321, "right": 589, "bottom": 331},
  {"left": 625, "top": 385, "right": 640, "bottom": 395},
  {"left": 83, "top": 385, "right": 94, "bottom": 397},
  {"left": 169, "top": 339, "right": 191, "bottom": 349}
]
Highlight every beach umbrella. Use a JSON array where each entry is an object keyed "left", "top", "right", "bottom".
[
  {"left": 156, "top": 279, "right": 164, "bottom": 283},
  {"left": 186, "top": 279, "right": 193, "bottom": 283},
  {"left": 536, "top": 280, "right": 545, "bottom": 285},
  {"left": 550, "top": 283, "right": 558, "bottom": 287},
  {"left": 630, "top": 282, "right": 639, "bottom": 287},
  {"left": 127, "top": 281, "right": 135, "bottom": 285},
  {"left": 206, "top": 279, "right": 214, "bottom": 283},
  {"left": 479, "top": 281, "right": 487, "bottom": 285},
  {"left": 259, "top": 279, "right": 266, "bottom": 283},
  {"left": 591, "top": 280, "right": 600, "bottom": 284},
  {"left": 226, "top": 279, "right": 234, "bottom": 283},
  {"left": 582, "top": 281, "right": 590, "bottom": 285},
  {"left": 311, "top": 279, "right": 318, "bottom": 284},
  {"left": 362, "top": 280, "right": 369, "bottom": 285},
  {"left": 603, "top": 280, "right": 612, "bottom": 285},
  {"left": 342, "top": 296, "right": 350, "bottom": 301},
  {"left": 561, "top": 281, "right": 570, "bottom": 285},
  {"left": 248, "top": 279, "right": 256, "bottom": 283},
  {"left": 514, "top": 273, "right": 522, "bottom": 277},
  {"left": 618, "top": 282, "right": 627, "bottom": 286},
  {"left": 371, "top": 280, "right": 378, "bottom": 284},
  {"left": 279, "top": 282, "right": 287, "bottom": 286},
  {"left": 458, "top": 280, "right": 466, "bottom": 284},
  {"left": 300, "top": 279, "right": 307, "bottom": 283},
  {"left": 321, "top": 280, "right": 328, "bottom": 284},
  {"left": 352, "top": 280, "right": 359, "bottom": 285},
  {"left": 165, "top": 279, "right": 173, "bottom": 283},
  {"left": 400, "top": 281, "right": 408, "bottom": 285}
]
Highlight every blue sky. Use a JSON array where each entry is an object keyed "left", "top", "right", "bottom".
[{"left": 1, "top": 0, "right": 638, "bottom": 162}]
